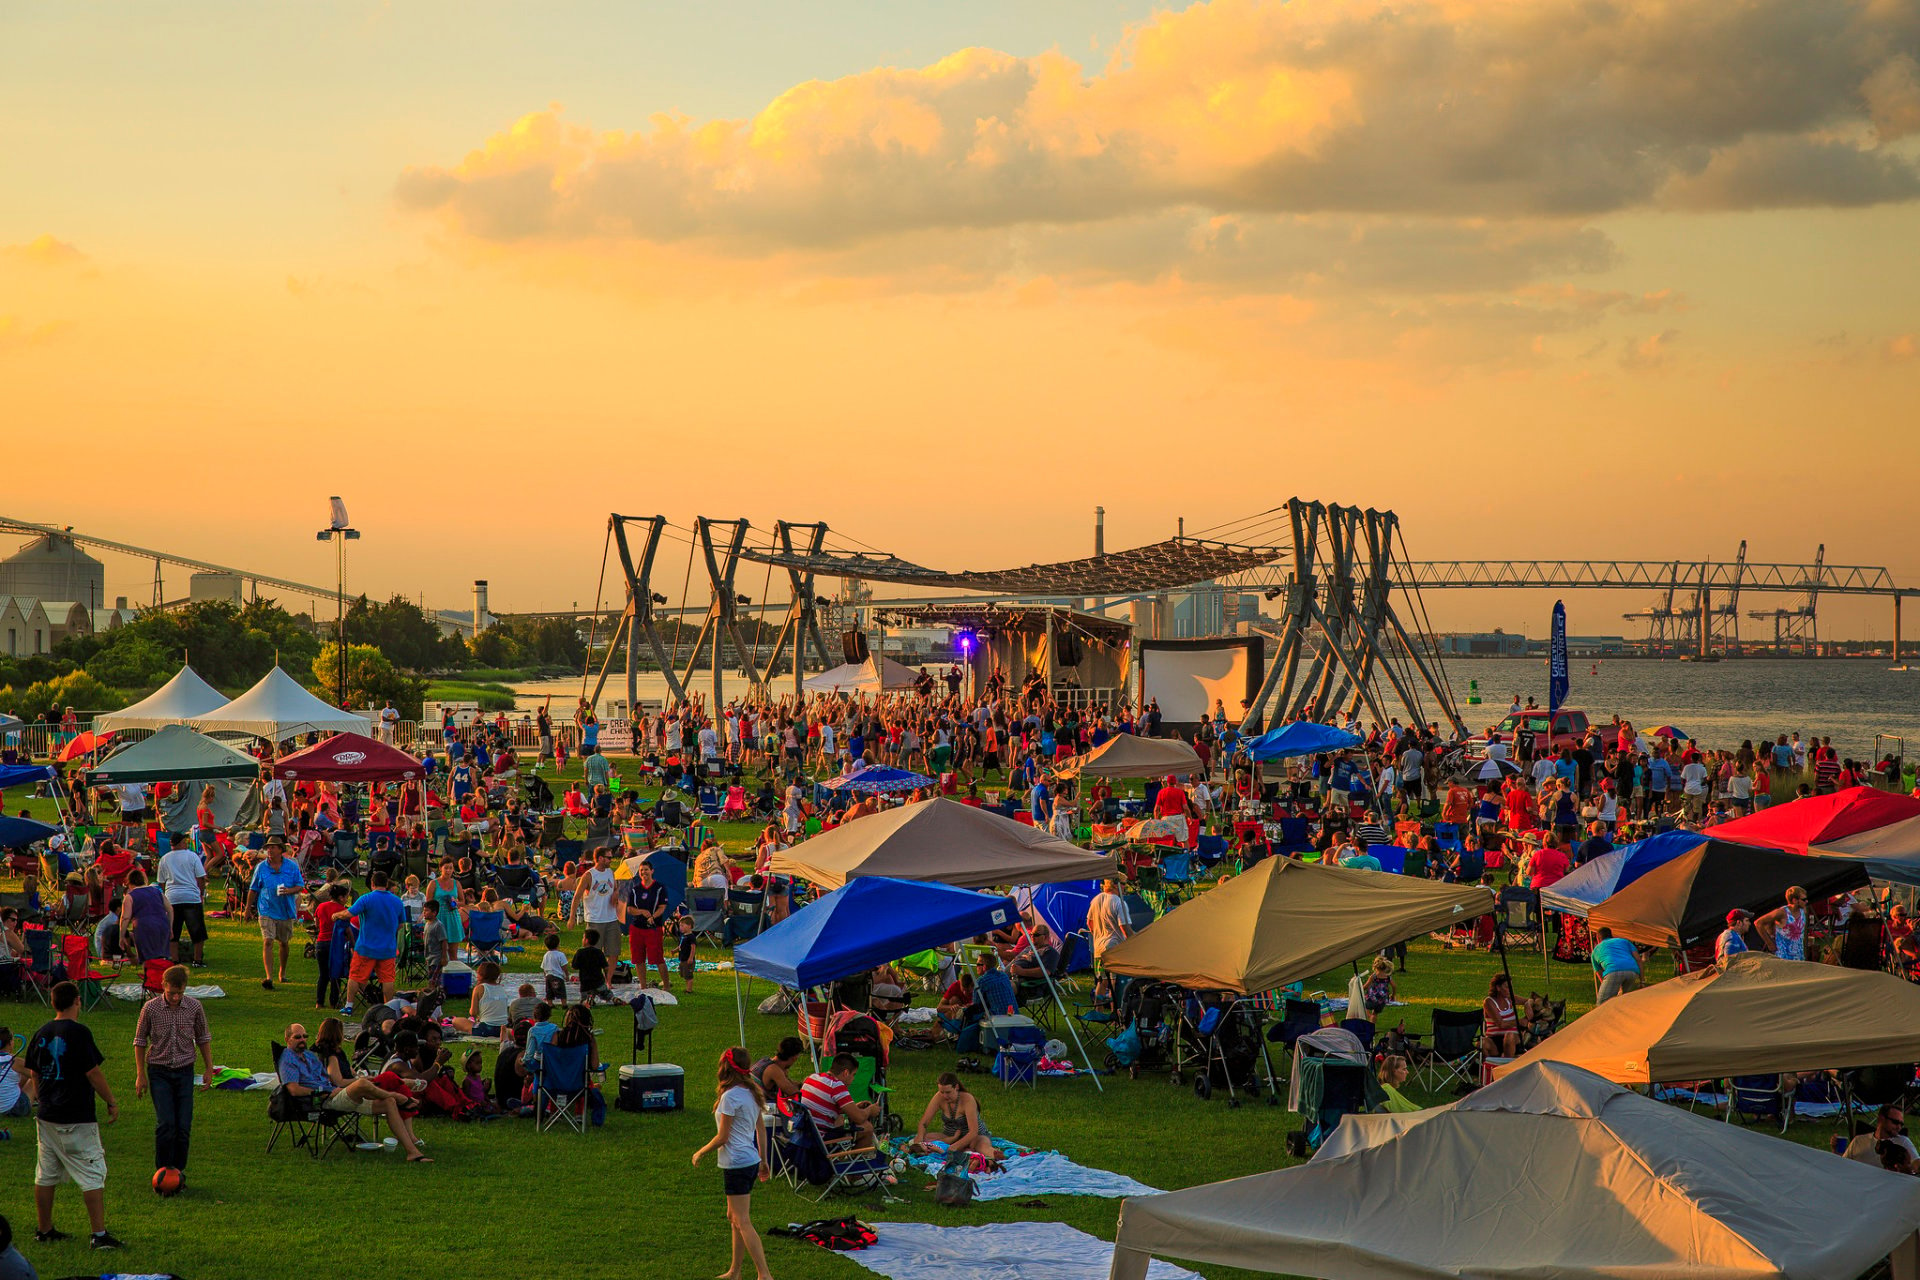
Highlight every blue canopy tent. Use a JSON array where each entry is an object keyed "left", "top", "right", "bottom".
[
  {"left": 734, "top": 877, "right": 1104, "bottom": 1089},
  {"left": 1027, "top": 880, "right": 1096, "bottom": 973},
  {"left": 1242, "top": 722, "right": 1363, "bottom": 762},
  {"left": 820, "top": 767, "right": 935, "bottom": 794},
  {"left": 0, "top": 763, "right": 56, "bottom": 791},
  {"left": 0, "top": 814, "right": 58, "bottom": 849},
  {"left": 1538, "top": 830, "right": 1709, "bottom": 918}
]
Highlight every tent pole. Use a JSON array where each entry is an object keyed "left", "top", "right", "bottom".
[
  {"left": 802, "top": 986, "right": 823, "bottom": 1072},
  {"left": 1024, "top": 933, "right": 1104, "bottom": 1093},
  {"left": 734, "top": 966, "right": 747, "bottom": 1048}
]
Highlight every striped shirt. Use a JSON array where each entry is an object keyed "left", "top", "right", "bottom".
[
  {"left": 133, "top": 994, "right": 211, "bottom": 1068},
  {"left": 799, "top": 1072, "right": 851, "bottom": 1133}
]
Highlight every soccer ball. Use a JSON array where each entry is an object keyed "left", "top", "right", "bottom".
[{"left": 152, "top": 1167, "right": 184, "bottom": 1197}]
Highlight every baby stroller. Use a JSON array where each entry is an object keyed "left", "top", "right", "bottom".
[
  {"left": 523, "top": 773, "right": 555, "bottom": 811},
  {"left": 1189, "top": 996, "right": 1275, "bottom": 1108},
  {"left": 826, "top": 1012, "right": 902, "bottom": 1136},
  {"left": 1104, "top": 981, "right": 1189, "bottom": 1082},
  {"left": 1285, "top": 1026, "right": 1383, "bottom": 1157}
]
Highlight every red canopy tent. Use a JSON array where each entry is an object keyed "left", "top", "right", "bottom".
[
  {"left": 272, "top": 732, "right": 424, "bottom": 783},
  {"left": 1711, "top": 785, "right": 1920, "bottom": 887}
]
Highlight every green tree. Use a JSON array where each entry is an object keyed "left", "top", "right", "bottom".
[
  {"left": 347, "top": 595, "right": 461, "bottom": 670},
  {"left": 312, "top": 642, "right": 426, "bottom": 718},
  {"left": 470, "top": 627, "right": 520, "bottom": 668},
  {"left": 0, "top": 670, "right": 124, "bottom": 719}
]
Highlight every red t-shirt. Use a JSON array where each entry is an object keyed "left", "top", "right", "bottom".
[
  {"left": 315, "top": 899, "right": 345, "bottom": 943},
  {"left": 1528, "top": 847, "right": 1572, "bottom": 889}
]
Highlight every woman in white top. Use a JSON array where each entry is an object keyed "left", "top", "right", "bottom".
[
  {"left": 691, "top": 1047, "right": 772, "bottom": 1280},
  {"left": 447, "top": 960, "right": 514, "bottom": 1039}
]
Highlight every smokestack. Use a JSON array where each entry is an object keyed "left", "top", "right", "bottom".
[
  {"left": 1094, "top": 506, "right": 1105, "bottom": 557},
  {"left": 473, "top": 580, "right": 489, "bottom": 637}
]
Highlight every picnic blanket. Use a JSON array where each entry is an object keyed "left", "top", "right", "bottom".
[
  {"left": 844, "top": 1222, "right": 1200, "bottom": 1280},
  {"left": 908, "top": 1142, "right": 1159, "bottom": 1202},
  {"left": 1652, "top": 1084, "right": 1848, "bottom": 1118},
  {"left": 502, "top": 974, "right": 678, "bottom": 1006},
  {"left": 108, "top": 983, "right": 226, "bottom": 1002}
]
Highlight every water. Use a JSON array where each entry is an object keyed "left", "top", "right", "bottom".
[{"left": 514, "top": 660, "right": 1920, "bottom": 760}]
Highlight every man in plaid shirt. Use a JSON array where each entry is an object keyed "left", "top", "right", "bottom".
[{"left": 133, "top": 965, "right": 213, "bottom": 1174}]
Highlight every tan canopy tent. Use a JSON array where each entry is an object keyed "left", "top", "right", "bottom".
[
  {"left": 767, "top": 797, "right": 1118, "bottom": 890},
  {"left": 1101, "top": 857, "right": 1495, "bottom": 994},
  {"left": 1054, "top": 734, "right": 1202, "bottom": 780},
  {"left": 1494, "top": 953, "right": 1920, "bottom": 1084},
  {"left": 1111, "top": 1060, "right": 1920, "bottom": 1280}
]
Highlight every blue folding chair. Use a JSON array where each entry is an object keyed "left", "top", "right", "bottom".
[
  {"left": 466, "top": 909, "right": 506, "bottom": 963},
  {"left": 1275, "top": 817, "right": 1312, "bottom": 855},
  {"left": 1372, "top": 845, "right": 1407, "bottom": 875},
  {"left": 1195, "top": 834, "right": 1227, "bottom": 861},
  {"left": 532, "top": 1040, "right": 592, "bottom": 1134},
  {"left": 1434, "top": 822, "right": 1464, "bottom": 854},
  {"left": 1160, "top": 853, "right": 1193, "bottom": 885}
]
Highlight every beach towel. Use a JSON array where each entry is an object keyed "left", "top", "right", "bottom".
[
  {"left": 843, "top": 1222, "right": 1199, "bottom": 1280},
  {"left": 908, "top": 1144, "right": 1159, "bottom": 1202}
]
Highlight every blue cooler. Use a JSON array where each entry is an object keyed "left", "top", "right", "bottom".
[
  {"left": 441, "top": 961, "right": 474, "bottom": 1000},
  {"left": 618, "top": 1062, "right": 684, "bottom": 1112}
]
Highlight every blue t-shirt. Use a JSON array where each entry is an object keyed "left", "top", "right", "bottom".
[
  {"left": 1649, "top": 758, "right": 1673, "bottom": 792},
  {"left": 1772, "top": 742, "right": 1794, "bottom": 768},
  {"left": 976, "top": 970, "right": 1017, "bottom": 1016},
  {"left": 250, "top": 859, "right": 305, "bottom": 920},
  {"left": 1591, "top": 937, "right": 1640, "bottom": 976},
  {"left": 450, "top": 764, "right": 474, "bottom": 796},
  {"left": 348, "top": 889, "right": 406, "bottom": 960}
]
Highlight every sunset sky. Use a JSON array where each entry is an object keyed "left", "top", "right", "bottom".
[{"left": 4, "top": 0, "right": 1917, "bottom": 638}]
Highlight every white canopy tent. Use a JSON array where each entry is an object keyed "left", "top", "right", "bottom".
[
  {"left": 191, "top": 667, "right": 371, "bottom": 741},
  {"left": 804, "top": 655, "right": 922, "bottom": 695},
  {"left": 93, "top": 666, "right": 229, "bottom": 733}
]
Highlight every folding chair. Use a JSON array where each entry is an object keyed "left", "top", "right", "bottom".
[
  {"left": 60, "top": 933, "right": 119, "bottom": 1011},
  {"left": 1434, "top": 822, "right": 1464, "bottom": 855},
  {"left": 1497, "top": 887, "right": 1543, "bottom": 949},
  {"left": 466, "top": 910, "right": 506, "bottom": 964},
  {"left": 140, "top": 957, "right": 172, "bottom": 997},
  {"left": 532, "top": 1040, "right": 592, "bottom": 1133},
  {"left": 788, "top": 1107, "right": 890, "bottom": 1201},
  {"left": 1338, "top": 1018, "right": 1376, "bottom": 1055},
  {"left": 1724, "top": 1075, "right": 1790, "bottom": 1133},
  {"left": 1413, "top": 1008, "right": 1482, "bottom": 1092},
  {"left": 22, "top": 928, "right": 56, "bottom": 1004},
  {"left": 687, "top": 889, "right": 726, "bottom": 945},
  {"left": 266, "top": 1042, "right": 372, "bottom": 1158}
]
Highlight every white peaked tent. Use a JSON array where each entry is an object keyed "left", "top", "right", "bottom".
[
  {"left": 804, "top": 655, "right": 922, "bottom": 695},
  {"left": 191, "top": 667, "right": 371, "bottom": 741},
  {"left": 93, "top": 666, "right": 230, "bottom": 732}
]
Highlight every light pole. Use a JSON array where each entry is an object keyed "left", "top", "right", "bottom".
[{"left": 315, "top": 497, "right": 360, "bottom": 707}]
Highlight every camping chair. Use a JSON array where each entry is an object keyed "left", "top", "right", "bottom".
[
  {"left": 1338, "top": 1018, "right": 1376, "bottom": 1055},
  {"left": 1413, "top": 1009, "right": 1482, "bottom": 1092},
  {"left": 698, "top": 785, "right": 722, "bottom": 818},
  {"left": 1724, "top": 1075, "right": 1790, "bottom": 1133},
  {"left": 1371, "top": 845, "right": 1408, "bottom": 875},
  {"left": 1434, "top": 822, "right": 1464, "bottom": 854},
  {"left": 686, "top": 888, "right": 726, "bottom": 945},
  {"left": 532, "top": 1040, "right": 593, "bottom": 1134},
  {"left": 60, "top": 933, "right": 119, "bottom": 1012},
  {"left": 22, "top": 927, "right": 56, "bottom": 1004},
  {"left": 140, "top": 957, "right": 172, "bottom": 997},
  {"left": 1015, "top": 935, "right": 1080, "bottom": 1030},
  {"left": 1497, "top": 887, "right": 1543, "bottom": 948},
  {"left": 788, "top": 1106, "right": 890, "bottom": 1201},
  {"left": 1838, "top": 1063, "right": 1918, "bottom": 1129},
  {"left": 1273, "top": 817, "right": 1312, "bottom": 856},
  {"left": 724, "top": 885, "right": 766, "bottom": 945},
  {"left": 466, "top": 910, "right": 506, "bottom": 964},
  {"left": 266, "top": 1042, "right": 374, "bottom": 1158}
]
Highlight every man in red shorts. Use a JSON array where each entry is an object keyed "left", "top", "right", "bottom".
[
  {"left": 346, "top": 871, "right": 406, "bottom": 1012},
  {"left": 621, "top": 860, "right": 673, "bottom": 991}
]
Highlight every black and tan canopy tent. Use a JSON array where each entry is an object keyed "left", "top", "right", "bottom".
[
  {"left": 1054, "top": 734, "right": 1203, "bottom": 781},
  {"left": 1495, "top": 953, "right": 1920, "bottom": 1084},
  {"left": 1100, "top": 857, "right": 1495, "bottom": 994},
  {"left": 1586, "top": 840, "right": 1870, "bottom": 949},
  {"left": 1110, "top": 1060, "right": 1920, "bottom": 1280},
  {"left": 767, "top": 797, "right": 1118, "bottom": 890}
]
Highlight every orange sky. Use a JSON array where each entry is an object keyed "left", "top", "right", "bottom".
[{"left": 3, "top": 0, "right": 1917, "bottom": 636}]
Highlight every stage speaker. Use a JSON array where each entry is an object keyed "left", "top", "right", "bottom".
[
  {"left": 842, "top": 630, "right": 870, "bottom": 664},
  {"left": 1054, "top": 632, "right": 1084, "bottom": 667}
]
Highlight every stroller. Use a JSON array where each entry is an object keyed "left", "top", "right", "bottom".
[
  {"left": 1285, "top": 1027, "right": 1384, "bottom": 1156},
  {"left": 1104, "top": 982, "right": 1192, "bottom": 1082},
  {"left": 1188, "top": 996, "right": 1275, "bottom": 1108},
  {"left": 826, "top": 1011, "right": 902, "bottom": 1136},
  {"left": 523, "top": 773, "right": 555, "bottom": 811}
]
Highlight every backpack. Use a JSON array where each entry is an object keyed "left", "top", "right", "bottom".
[
  {"left": 629, "top": 992, "right": 657, "bottom": 1033},
  {"left": 267, "top": 1085, "right": 309, "bottom": 1123},
  {"left": 782, "top": 1217, "right": 877, "bottom": 1251}
]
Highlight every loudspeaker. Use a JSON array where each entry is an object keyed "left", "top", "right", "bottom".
[
  {"left": 842, "top": 630, "right": 870, "bottom": 664},
  {"left": 1054, "top": 632, "right": 1083, "bottom": 667}
]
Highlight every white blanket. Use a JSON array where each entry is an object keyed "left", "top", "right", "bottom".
[
  {"left": 108, "top": 983, "right": 226, "bottom": 1001},
  {"left": 846, "top": 1222, "right": 1199, "bottom": 1280},
  {"left": 910, "top": 1147, "right": 1160, "bottom": 1202},
  {"left": 501, "top": 974, "right": 677, "bottom": 1006}
]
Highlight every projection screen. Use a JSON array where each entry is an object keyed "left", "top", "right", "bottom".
[{"left": 1138, "top": 637, "right": 1265, "bottom": 732}]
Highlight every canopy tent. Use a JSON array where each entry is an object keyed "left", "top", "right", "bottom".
[
  {"left": 1054, "top": 734, "right": 1202, "bottom": 780},
  {"left": 1495, "top": 953, "right": 1920, "bottom": 1084},
  {"left": 1712, "top": 786, "right": 1920, "bottom": 887},
  {"left": 1537, "top": 829, "right": 1711, "bottom": 918},
  {"left": 1028, "top": 880, "right": 1097, "bottom": 971},
  {"left": 0, "top": 814, "right": 58, "bottom": 849},
  {"left": 616, "top": 849, "right": 687, "bottom": 914},
  {"left": 190, "top": 667, "right": 371, "bottom": 741},
  {"left": 87, "top": 724, "right": 262, "bottom": 785},
  {"left": 821, "top": 766, "right": 935, "bottom": 794},
  {"left": 736, "top": 877, "right": 1018, "bottom": 990},
  {"left": 160, "top": 777, "right": 260, "bottom": 835},
  {"left": 1587, "top": 840, "right": 1871, "bottom": 950},
  {"left": 1110, "top": 1060, "right": 1920, "bottom": 1280},
  {"left": 272, "top": 732, "right": 425, "bottom": 783},
  {"left": 803, "top": 655, "right": 922, "bottom": 695},
  {"left": 1240, "top": 722, "right": 1362, "bottom": 762},
  {"left": 92, "top": 665, "right": 229, "bottom": 733},
  {"left": 0, "top": 763, "right": 55, "bottom": 790},
  {"left": 768, "top": 797, "right": 1118, "bottom": 890},
  {"left": 1101, "top": 857, "right": 1495, "bottom": 994}
]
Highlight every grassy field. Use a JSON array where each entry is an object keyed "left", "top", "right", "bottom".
[{"left": 0, "top": 760, "right": 1843, "bottom": 1280}]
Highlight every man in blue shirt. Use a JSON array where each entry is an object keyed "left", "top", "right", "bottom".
[
  {"left": 1716, "top": 909, "right": 1752, "bottom": 965},
  {"left": 246, "top": 838, "right": 304, "bottom": 991},
  {"left": 346, "top": 872, "right": 406, "bottom": 1010},
  {"left": 1590, "top": 927, "right": 1642, "bottom": 1002},
  {"left": 1028, "top": 778, "right": 1050, "bottom": 823},
  {"left": 1648, "top": 754, "right": 1674, "bottom": 814},
  {"left": 276, "top": 1024, "right": 431, "bottom": 1162},
  {"left": 974, "top": 955, "right": 1017, "bottom": 1017}
]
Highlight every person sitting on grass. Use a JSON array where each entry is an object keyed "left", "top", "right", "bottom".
[
  {"left": 750, "top": 1037, "right": 805, "bottom": 1101},
  {"left": 445, "top": 960, "right": 513, "bottom": 1041},
  {"left": 909, "top": 1072, "right": 993, "bottom": 1162},
  {"left": 1375, "top": 1054, "right": 1420, "bottom": 1113},
  {"left": 277, "top": 1022, "right": 431, "bottom": 1162}
]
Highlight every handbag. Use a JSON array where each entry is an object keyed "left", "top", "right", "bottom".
[{"left": 934, "top": 1151, "right": 978, "bottom": 1206}]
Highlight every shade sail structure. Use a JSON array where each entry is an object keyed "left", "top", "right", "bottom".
[
  {"left": 1241, "top": 722, "right": 1362, "bottom": 762},
  {"left": 87, "top": 724, "right": 262, "bottom": 785},
  {"left": 92, "top": 665, "right": 229, "bottom": 733},
  {"left": 0, "top": 815, "right": 59, "bottom": 849},
  {"left": 0, "top": 763, "right": 55, "bottom": 790},
  {"left": 735, "top": 877, "right": 1018, "bottom": 989},
  {"left": 803, "top": 655, "right": 922, "bottom": 695},
  {"left": 1055, "top": 734, "right": 1202, "bottom": 780},
  {"left": 1109, "top": 1060, "right": 1920, "bottom": 1280},
  {"left": 767, "top": 797, "right": 1118, "bottom": 890},
  {"left": 1712, "top": 786, "right": 1920, "bottom": 887},
  {"left": 1538, "top": 830, "right": 1710, "bottom": 918},
  {"left": 190, "top": 667, "right": 371, "bottom": 741},
  {"left": 272, "top": 732, "right": 425, "bottom": 783},
  {"left": 1101, "top": 857, "right": 1495, "bottom": 995},
  {"left": 1495, "top": 953, "right": 1920, "bottom": 1084},
  {"left": 1587, "top": 840, "right": 1871, "bottom": 949}
]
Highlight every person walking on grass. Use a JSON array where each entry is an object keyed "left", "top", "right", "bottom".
[
  {"left": 246, "top": 836, "right": 303, "bottom": 990},
  {"left": 19, "top": 981, "right": 123, "bottom": 1251},
  {"left": 691, "top": 1047, "right": 773, "bottom": 1280},
  {"left": 133, "top": 964, "right": 213, "bottom": 1177}
]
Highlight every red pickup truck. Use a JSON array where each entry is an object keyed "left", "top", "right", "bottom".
[{"left": 1465, "top": 709, "right": 1619, "bottom": 759}]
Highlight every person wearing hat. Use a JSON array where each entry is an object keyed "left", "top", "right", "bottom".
[
  {"left": 1715, "top": 909, "right": 1752, "bottom": 965},
  {"left": 245, "top": 837, "right": 304, "bottom": 991}
]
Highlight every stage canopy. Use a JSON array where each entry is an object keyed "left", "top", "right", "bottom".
[
  {"left": 739, "top": 535, "right": 1281, "bottom": 596},
  {"left": 88, "top": 724, "right": 261, "bottom": 785},
  {"left": 804, "top": 655, "right": 922, "bottom": 695},
  {"left": 735, "top": 877, "right": 1017, "bottom": 990},
  {"left": 93, "top": 665, "right": 229, "bottom": 733},
  {"left": 1538, "top": 829, "right": 1712, "bottom": 918},
  {"left": 191, "top": 667, "right": 371, "bottom": 741},
  {"left": 272, "top": 732, "right": 425, "bottom": 783},
  {"left": 1712, "top": 786, "right": 1920, "bottom": 887},
  {"left": 1110, "top": 1061, "right": 1920, "bottom": 1280},
  {"left": 1101, "top": 857, "right": 1495, "bottom": 995},
  {"left": 1587, "top": 840, "right": 1871, "bottom": 949},
  {"left": 768, "top": 797, "right": 1117, "bottom": 890},
  {"left": 1241, "top": 722, "right": 1363, "bottom": 762},
  {"left": 1495, "top": 953, "right": 1920, "bottom": 1085},
  {"left": 1055, "top": 734, "right": 1202, "bottom": 780}
]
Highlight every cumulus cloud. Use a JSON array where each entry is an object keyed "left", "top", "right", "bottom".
[{"left": 399, "top": 0, "right": 1920, "bottom": 254}]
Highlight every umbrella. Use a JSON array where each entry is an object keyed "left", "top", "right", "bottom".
[
  {"left": 1649, "top": 725, "right": 1689, "bottom": 739},
  {"left": 1475, "top": 757, "right": 1523, "bottom": 780},
  {"left": 820, "top": 766, "right": 934, "bottom": 794},
  {"left": 0, "top": 815, "right": 58, "bottom": 849},
  {"left": 56, "top": 730, "right": 117, "bottom": 763}
]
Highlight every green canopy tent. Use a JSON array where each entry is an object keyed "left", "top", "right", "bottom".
[{"left": 87, "top": 723, "right": 263, "bottom": 785}]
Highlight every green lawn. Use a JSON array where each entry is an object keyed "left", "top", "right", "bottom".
[{"left": 0, "top": 760, "right": 1844, "bottom": 1280}]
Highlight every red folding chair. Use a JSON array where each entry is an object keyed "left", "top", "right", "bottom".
[
  {"left": 142, "top": 957, "right": 173, "bottom": 996},
  {"left": 60, "top": 932, "right": 121, "bottom": 1011}
]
